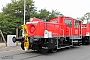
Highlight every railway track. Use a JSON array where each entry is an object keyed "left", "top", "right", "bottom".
[
  {"left": 20, "top": 54, "right": 42, "bottom": 60},
  {"left": 0, "top": 50, "right": 42, "bottom": 60},
  {"left": 1, "top": 45, "right": 90, "bottom": 60}
]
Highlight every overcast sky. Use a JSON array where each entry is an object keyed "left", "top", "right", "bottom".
[{"left": 0, "top": 0, "right": 90, "bottom": 18}]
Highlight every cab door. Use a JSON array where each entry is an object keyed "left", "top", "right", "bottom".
[
  {"left": 64, "top": 18, "right": 72, "bottom": 36},
  {"left": 73, "top": 20, "right": 81, "bottom": 36}
]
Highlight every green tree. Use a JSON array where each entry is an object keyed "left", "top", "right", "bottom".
[
  {"left": 32, "top": 9, "right": 63, "bottom": 20},
  {"left": 83, "top": 12, "right": 90, "bottom": 20},
  {"left": 2, "top": 0, "right": 36, "bottom": 22},
  {"left": 0, "top": 0, "right": 63, "bottom": 40},
  {"left": 78, "top": 12, "right": 90, "bottom": 21},
  {"left": 49, "top": 10, "right": 63, "bottom": 20},
  {"left": 0, "top": 0, "right": 36, "bottom": 39}
]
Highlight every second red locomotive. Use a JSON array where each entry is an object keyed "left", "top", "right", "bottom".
[{"left": 81, "top": 20, "right": 90, "bottom": 44}]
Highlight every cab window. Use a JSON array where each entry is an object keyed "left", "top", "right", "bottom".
[
  {"left": 81, "top": 25, "right": 87, "bottom": 28},
  {"left": 74, "top": 20, "right": 79, "bottom": 28},
  {"left": 50, "top": 20, "right": 58, "bottom": 23},
  {"left": 64, "top": 19, "right": 72, "bottom": 26}
]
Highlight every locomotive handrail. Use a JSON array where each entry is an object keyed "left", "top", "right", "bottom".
[
  {"left": 81, "top": 25, "right": 82, "bottom": 38},
  {"left": 71, "top": 28, "right": 74, "bottom": 45},
  {"left": 61, "top": 29, "right": 64, "bottom": 37},
  {"left": 79, "top": 25, "right": 82, "bottom": 38},
  {"left": 66, "top": 27, "right": 70, "bottom": 37},
  {"left": 60, "top": 26, "right": 64, "bottom": 37},
  {"left": 46, "top": 22, "right": 48, "bottom": 30},
  {"left": 81, "top": 28, "right": 82, "bottom": 38},
  {"left": 71, "top": 28, "right": 72, "bottom": 36}
]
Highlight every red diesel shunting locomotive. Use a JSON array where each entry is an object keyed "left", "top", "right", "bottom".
[{"left": 13, "top": 16, "right": 87, "bottom": 54}]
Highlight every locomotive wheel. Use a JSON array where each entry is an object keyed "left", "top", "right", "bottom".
[
  {"left": 21, "top": 41, "right": 30, "bottom": 50},
  {"left": 41, "top": 49, "right": 48, "bottom": 54},
  {"left": 51, "top": 48, "right": 57, "bottom": 53},
  {"left": 21, "top": 42, "right": 25, "bottom": 50},
  {"left": 24, "top": 41, "right": 30, "bottom": 51}
]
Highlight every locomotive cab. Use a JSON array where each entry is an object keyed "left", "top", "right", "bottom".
[{"left": 61, "top": 17, "right": 82, "bottom": 46}]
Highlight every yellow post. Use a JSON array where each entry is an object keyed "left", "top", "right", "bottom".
[{"left": 22, "top": 25, "right": 30, "bottom": 51}]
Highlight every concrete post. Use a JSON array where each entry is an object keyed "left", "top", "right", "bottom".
[{"left": 16, "top": 28, "right": 18, "bottom": 46}]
